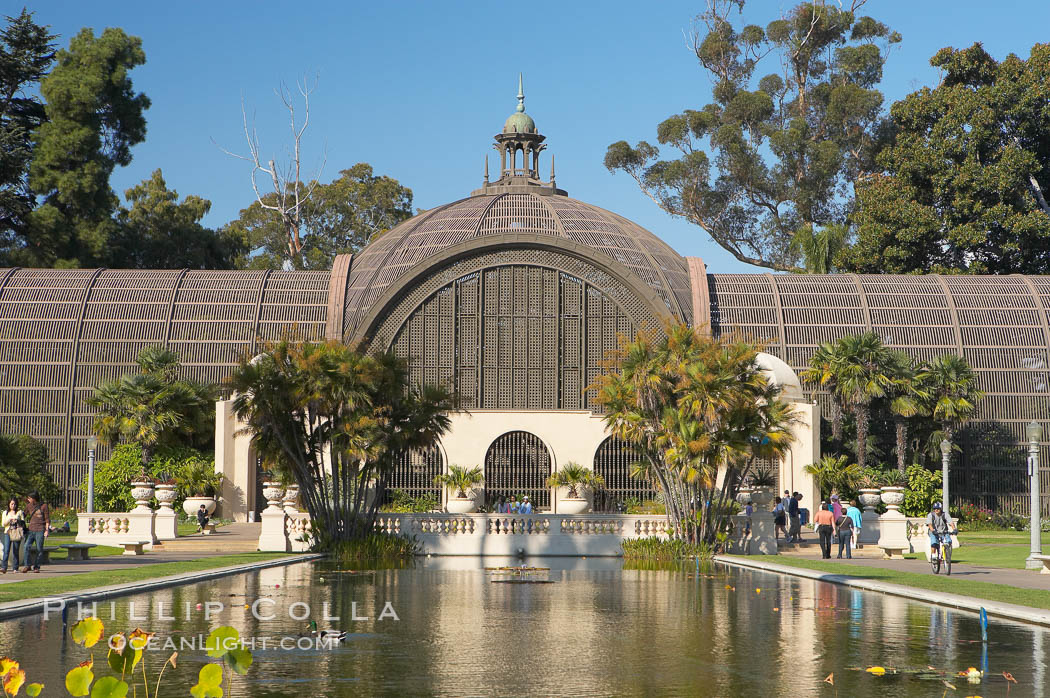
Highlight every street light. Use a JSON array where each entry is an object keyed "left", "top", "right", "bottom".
[
  {"left": 940, "top": 438, "right": 951, "bottom": 514},
  {"left": 1026, "top": 421, "right": 1043, "bottom": 570},
  {"left": 87, "top": 435, "right": 98, "bottom": 514}
]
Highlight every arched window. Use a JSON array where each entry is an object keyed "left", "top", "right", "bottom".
[
  {"left": 381, "top": 446, "right": 445, "bottom": 506},
  {"left": 593, "top": 436, "right": 654, "bottom": 505},
  {"left": 484, "top": 431, "right": 552, "bottom": 508}
]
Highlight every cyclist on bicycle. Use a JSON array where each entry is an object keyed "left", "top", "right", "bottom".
[{"left": 926, "top": 502, "right": 957, "bottom": 558}]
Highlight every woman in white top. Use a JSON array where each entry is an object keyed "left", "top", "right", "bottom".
[{"left": 1, "top": 497, "right": 24, "bottom": 573}]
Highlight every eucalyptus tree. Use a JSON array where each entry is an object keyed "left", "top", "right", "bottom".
[
  {"left": 595, "top": 323, "right": 797, "bottom": 544},
  {"left": 604, "top": 0, "right": 899, "bottom": 271},
  {"left": 228, "top": 340, "right": 453, "bottom": 546}
]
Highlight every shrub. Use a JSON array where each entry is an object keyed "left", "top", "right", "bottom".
[
  {"left": 82, "top": 444, "right": 216, "bottom": 512},
  {"left": 624, "top": 498, "right": 666, "bottom": 515},
  {"left": 381, "top": 490, "right": 439, "bottom": 513},
  {"left": 324, "top": 531, "right": 420, "bottom": 567},
  {"left": 0, "top": 434, "right": 60, "bottom": 504},
  {"left": 901, "top": 464, "right": 941, "bottom": 517},
  {"left": 621, "top": 536, "right": 712, "bottom": 561}
]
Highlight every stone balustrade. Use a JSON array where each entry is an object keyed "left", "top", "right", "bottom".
[
  {"left": 261, "top": 512, "right": 678, "bottom": 556},
  {"left": 76, "top": 510, "right": 161, "bottom": 548}
]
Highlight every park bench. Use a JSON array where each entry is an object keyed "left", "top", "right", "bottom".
[
  {"left": 34, "top": 545, "right": 60, "bottom": 565},
  {"left": 118, "top": 541, "right": 150, "bottom": 556},
  {"left": 1032, "top": 553, "right": 1050, "bottom": 574},
  {"left": 60, "top": 543, "right": 98, "bottom": 561},
  {"left": 201, "top": 523, "right": 217, "bottom": 535}
]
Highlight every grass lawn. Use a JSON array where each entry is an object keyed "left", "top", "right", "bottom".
[
  {"left": 0, "top": 552, "right": 293, "bottom": 604},
  {"left": 900, "top": 531, "right": 1050, "bottom": 570},
  {"left": 740, "top": 555, "right": 1050, "bottom": 611}
]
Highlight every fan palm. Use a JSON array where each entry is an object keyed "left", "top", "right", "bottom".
[
  {"left": 546, "top": 462, "right": 605, "bottom": 499},
  {"left": 804, "top": 455, "right": 862, "bottom": 500},
  {"left": 923, "top": 354, "right": 985, "bottom": 448},
  {"left": 434, "top": 465, "right": 483, "bottom": 499},
  {"left": 800, "top": 341, "right": 845, "bottom": 448},
  {"left": 886, "top": 351, "right": 929, "bottom": 473},
  {"left": 830, "top": 332, "right": 894, "bottom": 470}
]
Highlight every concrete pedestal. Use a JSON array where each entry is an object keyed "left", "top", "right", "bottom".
[
  {"left": 859, "top": 508, "right": 881, "bottom": 545},
  {"left": 126, "top": 510, "right": 159, "bottom": 547},
  {"left": 751, "top": 511, "right": 777, "bottom": 555},
  {"left": 878, "top": 510, "right": 910, "bottom": 559},
  {"left": 154, "top": 507, "right": 178, "bottom": 540},
  {"left": 258, "top": 505, "right": 289, "bottom": 552}
]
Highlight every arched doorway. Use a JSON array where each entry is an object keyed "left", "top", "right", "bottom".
[
  {"left": 381, "top": 445, "right": 445, "bottom": 507},
  {"left": 484, "top": 431, "right": 552, "bottom": 508},
  {"left": 593, "top": 436, "right": 655, "bottom": 510}
]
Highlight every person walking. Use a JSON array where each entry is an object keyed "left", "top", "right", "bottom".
[
  {"left": 835, "top": 506, "right": 854, "bottom": 558},
  {"left": 773, "top": 496, "right": 786, "bottom": 541},
  {"left": 845, "top": 499, "right": 863, "bottom": 548},
  {"left": 20, "top": 492, "right": 49, "bottom": 573},
  {"left": 1, "top": 498, "right": 24, "bottom": 574},
  {"left": 785, "top": 490, "right": 801, "bottom": 543},
  {"left": 814, "top": 502, "right": 835, "bottom": 559},
  {"left": 830, "top": 494, "right": 843, "bottom": 521}
]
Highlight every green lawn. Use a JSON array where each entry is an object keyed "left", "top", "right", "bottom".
[
  {"left": 901, "top": 531, "right": 1050, "bottom": 570},
  {"left": 740, "top": 556, "right": 1050, "bottom": 611},
  {"left": 0, "top": 552, "right": 293, "bottom": 603}
]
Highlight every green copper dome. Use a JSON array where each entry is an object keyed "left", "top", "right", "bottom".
[{"left": 503, "top": 111, "right": 536, "bottom": 134}]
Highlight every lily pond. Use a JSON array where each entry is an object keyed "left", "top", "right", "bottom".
[{"left": 1, "top": 557, "right": 1047, "bottom": 696}]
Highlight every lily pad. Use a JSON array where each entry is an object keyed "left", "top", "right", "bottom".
[
  {"left": 65, "top": 659, "right": 94, "bottom": 697},
  {"left": 71, "top": 617, "right": 105, "bottom": 648},
  {"left": 226, "top": 648, "right": 253, "bottom": 676},
  {"left": 206, "top": 626, "right": 240, "bottom": 658},
  {"left": 190, "top": 664, "right": 224, "bottom": 698},
  {"left": 90, "top": 676, "right": 129, "bottom": 698}
]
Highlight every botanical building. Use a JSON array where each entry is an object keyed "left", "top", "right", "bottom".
[{"left": 0, "top": 86, "right": 1046, "bottom": 517}]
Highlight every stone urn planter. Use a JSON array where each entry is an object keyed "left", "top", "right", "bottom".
[
  {"left": 282, "top": 485, "right": 300, "bottom": 513},
  {"left": 130, "top": 480, "right": 155, "bottom": 511},
  {"left": 262, "top": 481, "right": 285, "bottom": 512},
  {"left": 445, "top": 497, "right": 476, "bottom": 514},
  {"left": 880, "top": 486, "right": 905, "bottom": 511},
  {"left": 558, "top": 497, "right": 589, "bottom": 515},
  {"left": 182, "top": 496, "right": 217, "bottom": 518},
  {"left": 735, "top": 488, "right": 752, "bottom": 506},
  {"left": 154, "top": 484, "right": 177, "bottom": 509},
  {"left": 750, "top": 488, "right": 773, "bottom": 507},
  {"left": 858, "top": 488, "right": 882, "bottom": 512}
]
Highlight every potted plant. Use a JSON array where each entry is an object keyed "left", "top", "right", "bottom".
[
  {"left": 434, "top": 465, "right": 483, "bottom": 513},
  {"left": 154, "top": 478, "right": 178, "bottom": 509},
  {"left": 749, "top": 469, "right": 776, "bottom": 506},
  {"left": 547, "top": 462, "right": 605, "bottom": 515},
  {"left": 176, "top": 460, "right": 223, "bottom": 517},
  {"left": 129, "top": 472, "right": 155, "bottom": 512},
  {"left": 879, "top": 470, "right": 907, "bottom": 510}
]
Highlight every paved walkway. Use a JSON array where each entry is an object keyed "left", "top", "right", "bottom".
[
  {"left": 777, "top": 536, "right": 1050, "bottom": 591},
  {"left": 0, "top": 523, "right": 262, "bottom": 586}
]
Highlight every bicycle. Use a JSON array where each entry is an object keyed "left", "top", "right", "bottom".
[{"left": 930, "top": 531, "right": 955, "bottom": 575}]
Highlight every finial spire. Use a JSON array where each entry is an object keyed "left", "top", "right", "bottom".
[
  {"left": 550, "top": 154, "right": 555, "bottom": 186},
  {"left": 516, "top": 73, "right": 525, "bottom": 113},
  {"left": 484, "top": 155, "right": 489, "bottom": 183}
]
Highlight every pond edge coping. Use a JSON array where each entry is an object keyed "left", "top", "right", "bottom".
[
  {"left": 0, "top": 553, "right": 325, "bottom": 621},
  {"left": 714, "top": 554, "right": 1050, "bottom": 628}
]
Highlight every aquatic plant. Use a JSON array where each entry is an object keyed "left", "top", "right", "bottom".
[
  {"left": 0, "top": 656, "right": 43, "bottom": 696},
  {"left": 621, "top": 536, "right": 711, "bottom": 562},
  {"left": 326, "top": 530, "right": 421, "bottom": 567}
]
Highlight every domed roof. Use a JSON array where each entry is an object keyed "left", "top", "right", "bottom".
[
  {"left": 504, "top": 111, "right": 536, "bottom": 134},
  {"left": 341, "top": 192, "right": 693, "bottom": 335}
]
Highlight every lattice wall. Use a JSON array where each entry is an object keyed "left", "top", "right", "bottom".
[
  {"left": 484, "top": 430, "right": 552, "bottom": 508},
  {"left": 381, "top": 446, "right": 445, "bottom": 504},
  {"left": 0, "top": 268, "right": 330, "bottom": 507},
  {"left": 389, "top": 264, "right": 636, "bottom": 410},
  {"left": 708, "top": 273, "right": 1050, "bottom": 515},
  {"left": 592, "top": 436, "right": 655, "bottom": 503}
]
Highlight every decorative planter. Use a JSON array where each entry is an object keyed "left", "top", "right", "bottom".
[
  {"left": 262, "top": 481, "right": 285, "bottom": 511},
  {"left": 880, "top": 486, "right": 905, "bottom": 511},
  {"left": 182, "top": 496, "right": 217, "bottom": 518},
  {"left": 445, "top": 497, "right": 476, "bottom": 514},
  {"left": 129, "top": 481, "right": 154, "bottom": 511},
  {"left": 735, "top": 489, "right": 752, "bottom": 506},
  {"left": 858, "top": 489, "right": 882, "bottom": 511},
  {"left": 750, "top": 488, "right": 773, "bottom": 507},
  {"left": 282, "top": 485, "right": 300, "bottom": 513},
  {"left": 558, "top": 498, "right": 589, "bottom": 515},
  {"left": 154, "top": 484, "right": 177, "bottom": 509}
]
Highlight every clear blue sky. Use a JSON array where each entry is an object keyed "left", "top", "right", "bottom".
[{"left": 24, "top": 0, "right": 1050, "bottom": 272}]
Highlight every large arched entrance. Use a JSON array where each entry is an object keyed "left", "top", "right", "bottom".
[
  {"left": 381, "top": 446, "right": 445, "bottom": 507},
  {"left": 592, "top": 436, "right": 655, "bottom": 510},
  {"left": 484, "top": 431, "right": 552, "bottom": 508}
]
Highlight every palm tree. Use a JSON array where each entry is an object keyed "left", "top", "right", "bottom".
[
  {"left": 788, "top": 222, "right": 849, "bottom": 274},
  {"left": 886, "top": 351, "right": 928, "bottom": 473},
  {"left": 800, "top": 341, "right": 845, "bottom": 449},
  {"left": 547, "top": 462, "right": 605, "bottom": 499},
  {"left": 923, "top": 354, "right": 985, "bottom": 449},
  {"left": 434, "top": 465, "right": 483, "bottom": 499},
  {"left": 88, "top": 346, "right": 216, "bottom": 469},
  {"left": 831, "top": 332, "right": 894, "bottom": 470},
  {"left": 803, "top": 455, "right": 862, "bottom": 500}
]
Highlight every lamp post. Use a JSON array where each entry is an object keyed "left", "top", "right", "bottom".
[
  {"left": 1026, "top": 421, "right": 1043, "bottom": 570},
  {"left": 940, "top": 438, "right": 951, "bottom": 513},
  {"left": 87, "top": 436, "right": 97, "bottom": 514}
]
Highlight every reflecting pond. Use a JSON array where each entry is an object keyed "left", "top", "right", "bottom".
[{"left": 1, "top": 557, "right": 1047, "bottom": 696}]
